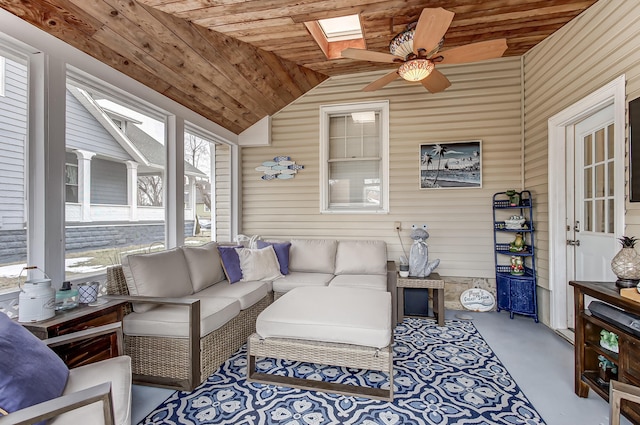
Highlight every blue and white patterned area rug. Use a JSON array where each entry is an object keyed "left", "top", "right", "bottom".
[{"left": 140, "top": 318, "right": 546, "bottom": 425}]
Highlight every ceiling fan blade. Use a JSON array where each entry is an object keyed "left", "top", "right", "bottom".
[
  {"left": 437, "top": 39, "right": 508, "bottom": 65},
  {"left": 341, "top": 48, "right": 397, "bottom": 63},
  {"left": 421, "top": 69, "right": 451, "bottom": 93},
  {"left": 363, "top": 70, "right": 400, "bottom": 92},
  {"left": 413, "top": 7, "right": 455, "bottom": 55}
]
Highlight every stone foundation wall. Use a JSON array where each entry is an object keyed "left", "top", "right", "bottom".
[
  {"left": 442, "top": 276, "right": 497, "bottom": 311},
  {"left": 0, "top": 222, "right": 195, "bottom": 263}
]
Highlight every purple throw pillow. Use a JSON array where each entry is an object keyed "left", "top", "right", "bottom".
[
  {"left": 217, "top": 245, "right": 244, "bottom": 284},
  {"left": 0, "top": 313, "right": 69, "bottom": 424},
  {"left": 256, "top": 241, "right": 291, "bottom": 275}
]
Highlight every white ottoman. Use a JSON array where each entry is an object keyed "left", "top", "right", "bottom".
[{"left": 247, "top": 286, "right": 393, "bottom": 400}]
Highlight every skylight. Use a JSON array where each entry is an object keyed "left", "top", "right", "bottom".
[{"left": 317, "top": 15, "right": 363, "bottom": 42}]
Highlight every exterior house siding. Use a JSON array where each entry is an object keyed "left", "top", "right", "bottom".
[
  {"left": 241, "top": 57, "right": 523, "bottom": 280},
  {"left": 0, "top": 56, "right": 27, "bottom": 230},
  {"left": 66, "top": 88, "right": 131, "bottom": 161},
  {"left": 90, "top": 158, "right": 127, "bottom": 205},
  {"left": 523, "top": 0, "right": 640, "bottom": 324}
]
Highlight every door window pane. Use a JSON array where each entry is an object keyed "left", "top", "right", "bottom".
[
  {"left": 595, "top": 164, "right": 604, "bottom": 197},
  {"left": 607, "top": 124, "right": 614, "bottom": 160},
  {"left": 584, "top": 135, "right": 592, "bottom": 165},
  {"left": 595, "top": 128, "right": 605, "bottom": 163},
  {"left": 584, "top": 200, "right": 592, "bottom": 231},
  {"left": 595, "top": 199, "right": 604, "bottom": 233},
  {"left": 584, "top": 168, "right": 592, "bottom": 198}
]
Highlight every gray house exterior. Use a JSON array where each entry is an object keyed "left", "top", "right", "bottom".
[{"left": 0, "top": 56, "right": 206, "bottom": 263}]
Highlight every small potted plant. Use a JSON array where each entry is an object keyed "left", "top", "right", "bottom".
[
  {"left": 398, "top": 255, "right": 409, "bottom": 278},
  {"left": 611, "top": 236, "right": 640, "bottom": 288},
  {"left": 505, "top": 189, "right": 520, "bottom": 206}
]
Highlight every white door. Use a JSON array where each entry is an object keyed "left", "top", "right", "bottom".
[{"left": 565, "top": 104, "right": 618, "bottom": 329}]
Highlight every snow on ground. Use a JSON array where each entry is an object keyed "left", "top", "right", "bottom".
[{"left": 0, "top": 258, "right": 108, "bottom": 278}]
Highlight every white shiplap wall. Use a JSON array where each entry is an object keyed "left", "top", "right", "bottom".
[
  {"left": 523, "top": 0, "right": 640, "bottom": 324},
  {"left": 241, "top": 57, "right": 523, "bottom": 279}
]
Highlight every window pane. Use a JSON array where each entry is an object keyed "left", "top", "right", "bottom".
[
  {"left": 608, "top": 161, "right": 614, "bottom": 197},
  {"left": 0, "top": 54, "right": 28, "bottom": 294},
  {"left": 584, "top": 200, "right": 592, "bottom": 231},
  {"left": 595, "top": 199, "right": 604, "bottom": 233},
  {"left": 184, "top": 130, "right": 217, "bottom": 246},
  {"left": 595, "top": 163, "right": 604, "bottom": 197},
  {"left": 64, "top": 79, "right": 166, "bottom": 282},
  {"left": 607, "top": 124, "right": 614, "bottom": 160},
  {"left": 322, "top": 102, "right": 387, "bottom": 213},
  {"left": 608, "top": 199, "right": 614, "bottom": 234},
  {"left": 595, "top": 128, "right": 605, "bottom": 163},
  {"left": 584, "top": 134, "right": 592, "bottom": 165},
  {"left": 584, "top": 167, "right": 592, "bottom": 198},
  {"left": 329, "top": 160, "right": 380, "bottom": 208}
]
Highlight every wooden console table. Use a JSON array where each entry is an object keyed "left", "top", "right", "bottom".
[
  {"left": 571, "top": 280, "right": 640, "bottom": 423},
  {"left": 20, "top": 298, "right": 125, "bottom": 368},
  {"left": 397, "top": 272, "right": 445, "bottom": 326}
]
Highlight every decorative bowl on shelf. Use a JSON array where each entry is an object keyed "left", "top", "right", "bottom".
[{"left": 504, "top": 216, "right": 525, "bottom": 230}]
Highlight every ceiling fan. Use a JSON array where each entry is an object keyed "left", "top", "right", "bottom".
[{"left": 341, "top": 7, "right": 508, "bottom": 93}]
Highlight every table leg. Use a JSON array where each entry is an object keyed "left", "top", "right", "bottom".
[
  {"left": 436, "top": 288, "right": 445, "bottom": 326},
  {"left": 397, "top": 287, "right": 405, "bottom": 324}
]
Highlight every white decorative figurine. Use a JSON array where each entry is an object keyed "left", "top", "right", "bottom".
[{"left": 409, "top": 224, "right": 440, "bottom": 277}]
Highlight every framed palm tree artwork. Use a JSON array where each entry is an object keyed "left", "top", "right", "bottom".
[{"left": 419, "top": 140, "right": 482, "bottom": 189}]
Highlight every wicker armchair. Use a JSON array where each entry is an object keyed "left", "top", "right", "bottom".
[{"left": 106, "top": 265, "right": 272, "bottom": 391}]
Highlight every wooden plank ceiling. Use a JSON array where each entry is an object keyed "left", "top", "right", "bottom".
[{"left": 1, "top": 0, "right": 597, "bottom": 135}]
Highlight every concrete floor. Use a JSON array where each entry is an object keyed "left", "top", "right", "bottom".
[{"left": 131, "top": 309, "right": 630, "bottom": 425}]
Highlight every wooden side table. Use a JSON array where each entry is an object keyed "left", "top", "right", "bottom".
[
  {"left": 20, "top": 299, "right": 125, "bottom": 368},
  {"left": 397, "top": 272, "right": 445, "bottom": 326}
]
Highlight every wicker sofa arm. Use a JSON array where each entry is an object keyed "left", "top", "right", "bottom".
[{"left": 0, "top": 382, "right": 115, "bottom": 425}]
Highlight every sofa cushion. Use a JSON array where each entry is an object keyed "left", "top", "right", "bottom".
[
  {"left": 123, "top": 297, "right": 241, "bottom": 338},
  {"left": 236, "top": 246, "right": 283, "bottom": 282},
  {"left": 197, "top": 280, "right": 269, "bottom": 310},
  {"left": 182, "top": 242, "right": 226, "bottom": 292},
  {"left": 334, "top": 240, "right": 387, "bottom": 275},
  {"left": 256, "top": 241, "right": 291, "bottom": 275},
  {"left": 122, "top": 248, "right": 194, "bottom": 313},
  {"left": 50, "top": 356, "right": 131, "bottom": 425},
  {"left": 329, "top": 274, "right": 388, "bottom": 291},
  {"left": 256, "top": 286, "right": 392, "bottom": 349},
  {"left": 0, "top": 313, "right": 69, "bottom": 424},
  {"left": 217, "top": 245, "right": 243, "bottom": 284},
  {"left": 289, "top": 239, "right": 338, "bottom": 274},
  {"left": 272, "top": 271, "right": 334, "bottom": 294}
]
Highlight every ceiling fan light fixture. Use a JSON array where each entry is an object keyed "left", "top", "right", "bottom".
[
  {"left": 398, "top": 59, "right": 434, "bottom": 82},
  {"left": 389, "top": 27, "right": 415, "bottom": 58}
]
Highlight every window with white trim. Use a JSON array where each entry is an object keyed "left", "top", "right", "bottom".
[{"left": 320, "top": 101, "right": 389, "bottom": 213}]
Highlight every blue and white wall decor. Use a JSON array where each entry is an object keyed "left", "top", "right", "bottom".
[{"left": 256, "top": 156, "right": 304, "bottom": 180}]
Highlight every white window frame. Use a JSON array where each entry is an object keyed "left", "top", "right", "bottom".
[{"left": 320, "top": 101, "right": 389, "bottom": 214}]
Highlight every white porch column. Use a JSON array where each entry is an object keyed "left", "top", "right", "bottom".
[
  {"left": 74, "top": 149, "right": 96, "bottom": 222},
  {"left": 188, "top": 176, "right": 196, "bottom": 221},
  {"left": 126, "top": 161, "right": 138, "bottom": 221}
]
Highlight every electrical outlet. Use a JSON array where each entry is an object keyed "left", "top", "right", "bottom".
[{"left": 394, "top": 221, "right": 402, "bottom": 231}]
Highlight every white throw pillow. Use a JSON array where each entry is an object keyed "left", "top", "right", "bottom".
[{"left": 236, "top": 246, "right": 283, "bottom": 282}]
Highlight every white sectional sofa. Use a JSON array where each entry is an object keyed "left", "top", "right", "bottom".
[
  {"left": 272, "top": 239, "right": 390, "bottom": 296},
  {"left": 106, "top": 238, "right": 395, "bottom": 391}
]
